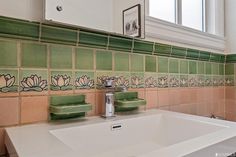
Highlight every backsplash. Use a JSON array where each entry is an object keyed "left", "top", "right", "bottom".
[{"left": 0, "top": 15, "right": 232, "bottom": 156}]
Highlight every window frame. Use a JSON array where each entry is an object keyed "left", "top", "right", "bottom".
[{"left": 145, "top": 0, "right": 225, "bottom": 53}]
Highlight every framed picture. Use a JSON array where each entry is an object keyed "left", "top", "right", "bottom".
[{"left": 123, "top": 4, "right": 141, "bottom": 37}]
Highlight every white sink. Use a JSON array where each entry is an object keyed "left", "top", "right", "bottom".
[{"left": 50, "top": 113, "right": 226, "bottom": 157}]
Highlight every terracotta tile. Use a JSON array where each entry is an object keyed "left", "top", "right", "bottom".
[
  {"left": 0, "top": 97, "right": 19, "bottom": 127},
  {"left": 225, "top": 112, "right": 236, "bottom": 122},
  {"left": 196, "top": 102, "right": 208, "bottom": 116},
  {"left": 158, "top": 105, "right": 170, "bottom": 111},
  {"left": 95, "top": 91, "right": 105, "bottom": 115},
  {"left": 179, "top": 88, "right": 192, "bottom": 104},
  {"left": 0, "top": 128, "right": 6, "bottom": 156},
  {"left": 21, "top": 96, "right": 48, "bottom": 124},
  {"left": 157, "top": 89, "right": 169, "bottom": 107},
  {"left": 225, "top": 87, "right": 236, "bottom": 99},
  {"left": 225, "top": 100, "right": 236, "bottom": 113},
  {"left": 145, "top": 89, "right": 158, "bottom": 109},
  {"left": 169, "top": 89, "right": 181, "bottom": 105}
]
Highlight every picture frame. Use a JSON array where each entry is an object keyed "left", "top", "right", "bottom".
[{"left": 123, "top": 4, "right": 141, "bottom": 37}]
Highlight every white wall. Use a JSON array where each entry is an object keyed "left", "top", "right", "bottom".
[
  {"left": 225, "top": 0, "right": 236, "bottom": 54},
  {"left": 0, "top": 0, "right": 43, "bottom": 21}
]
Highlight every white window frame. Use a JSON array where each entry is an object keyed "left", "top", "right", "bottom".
[{"left": 145, "top": 0, "right": 225, "bottom": 53}]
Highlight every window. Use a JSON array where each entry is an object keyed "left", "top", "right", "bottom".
[
  {"left": 149, "top": 0, "right": 176, "bottom": 23},
  {"left": 149, "top": 0, "right": 205, "bottom": 31}
]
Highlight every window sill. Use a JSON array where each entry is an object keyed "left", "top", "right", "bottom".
[{"left": 145, "top": 16, "right": 225, "bottom": 53}]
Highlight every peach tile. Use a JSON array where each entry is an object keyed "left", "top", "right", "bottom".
[
  {"left": 49, "top": 90, "right": 73, "bottom": 95},
  {"left": 157, "top": 89, "right": 169, "bottom": 107},
  {"left": 0, "top": 128, "right": 6, "bottom": 156},
  {"left": 225, "top": 112, "right": 236, "bottom": 122},
  {"left": 145, "top": 89, "right": 158, "bottom": 109},
  {"left": 169, "top": 89, "right": 181, "bottom": 106},
  {"left": 0, "top": 97, "right": 19, "bottom": 127},
  {"left": 20, "top": 96, "right": 48, "bottom": 124},
  {"left": 95, "top": 91, "right": 105, "bottom": 115},
  {"left": 20, "top": 91, "right": 48, "bottom": 96},
  {"left": 225, "top": 87, "right": 236, "bottom": 99},
  {"left": 225, "top": 100, "right": 236, "bottom": 113},
  {"left": 129, "top": 88, "right": 146, "bottom": 99},
  {"left": 196, "top": 102, "right": 208, "bottom": 116}
]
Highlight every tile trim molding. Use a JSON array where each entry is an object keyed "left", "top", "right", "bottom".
[{"left": 0, "top": 15, "right": 229, "bottom": 63}]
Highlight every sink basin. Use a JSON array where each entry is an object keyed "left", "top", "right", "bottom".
[{"left": 50, "top": 113, "right": 225, "bottom": 157}]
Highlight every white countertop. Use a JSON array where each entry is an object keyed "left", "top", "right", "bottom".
[{"left": 6, "top": 110, "right": 236, "bottom": 157}]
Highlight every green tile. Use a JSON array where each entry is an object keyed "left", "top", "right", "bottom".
[
  {"left": 219, "top": 64, "right": 224, "bottom": 75},
  {"left": 186, "top": 49, "right": 199, "bottom": 60},
  {"left": 114, "top": 53, "right": 129, "bottom": 71},
  {"left": 226, "top": 54, "right": 236, "bottom": 63},
  {"left": 225, "top": 64, "right": 234, "bottom": 75},
  {"left": 169, "top": 58, "right": 179, "bottom": 73},
  {"left": 197, "top": 61, "right": 205, "bottom": 74},
  {"left": 0, "top": 16, "right": 39, "bottom": 40},
  {"left": 180, "top": 60, "right": 188, "bottom": 74},
  {"left": 74, "top": 71, "right": 94, "bottom": 89},
  {"left": 205, "top": 63, "right": 212, "bottom": 75},
  {"left": 50, "top": 71, "right": 73, "bottom": 91},
  {"left": 171, "top": 46, "right": 186, "bottom": 58},
  {"left": 189, "top": 61, "right": 197, "bottom": 74},
  {"left": 50, "top": 45, "right": 72, "bottom": 69},
  {"left": 21, "top": 42, "right": 47, "bottom": 68},
  {"left": 219, "top": 55, "right": 225, "bottom": 63},
  {"left": 41, "top": 24, "right": 77, "bottom": 45},
  {"left": 131, "top": 54, "right": 144, "bottom": 72},
  {"left": 212, "top": 63, "right": 219, "bottom": 75},
  {"left": 108, "top": 35, "right": 132, "bottom": 51},
  {"left": 133, "top": 40, "right": 153, "bottom": 54},
  {"left": 158, "top": 57, "right": 168, "bottom": 73},
  {"left": 96, "top": 50, "right": 112, "bottom": 70},
  {"left": 75, "top": 47, "right": 94, "bottom": 70},
  {"left": 0, "top": 40, "right": 17, "bottom": 67},
  {"left": 210, "top": 53, "right": 221, "bottom": 62},
  {"left": 0, "top": 69, "right": 18, "bottom": 93},
  {"left": 79, "top": 31, "right": 108, "bottom": 48},
  {"left": 145, "top": 56, "right": 156, "bottom": 72},
  {"left": 20, "top": 69, "right": 48, "bottom": 92},
  {"left": 199, "top": 51, "right": 210, "bottom": 61},
  {"left": 154, "top": 43, "right": 171, "bottom": 57}
]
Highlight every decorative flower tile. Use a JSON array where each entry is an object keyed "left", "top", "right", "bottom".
[
  {"left": 145, "top": 73, "right": 157, "bottom": 88},
  {"left": 157, "top": 74, "right": 168, "bottom": 88},
  {"left": 180, "top": 75, "right": 188, "bottom": 87},
  {"left": 74, "top": 71, "right": 94, "bottom": 89},
  {"left": 225, "top": 75, "right": 234, "bottom": 86},
  {"left": 114, "top": 72, "right": 130, "bottom": 89},
  {"left": 198, "top": 75, "right": 205, "bottom": 87},
  {"left": 96, "top": 72, "right": 113, "bottom": 89},
  {"left": 0, "top": 70, "right": 18, "bottom": 93},
  {"left": 20, "top": 70, "right": 47, "bottom": 92},
  {"left": 218, "top": 76, "right": 225, "bottom": 86},
  {"left": 188, "top": 75, "right": 198, "bottom": 87},
  {"left": 169, "top": 74, "right": 180, "bottom": 88},
  {"left": 212, "top": 76, "right": 219, "bottom": 86},
  {"left": 50, "top": 71, "right": 72, "bottom": 91},
  {"left": 205, "top": 76, "right": 213, "bottom": 87},
  {"left": 130, "top": 73, "right": 144, "bottom": 88}
]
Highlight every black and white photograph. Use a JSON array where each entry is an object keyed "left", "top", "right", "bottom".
[{"left": 123, "top": 4, "right": 141, "bottom": 37}]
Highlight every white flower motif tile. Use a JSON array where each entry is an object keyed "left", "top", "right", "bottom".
[
  {"left": 188, "top": 75, "right": 198, "bottom": 87},
  {"left": 169, "top": 74, "right": 180, "bottom": 88},
  {"left": 180, "top": 75, "right": 188, "bottom": 87},
  {"left": 212, "top": 76, "right": 219, "bottom": 86},
  {"left": 20, "top": 70, "right": 47, "bottom": 92},
  {"left": 50, "top": 71, "right": 72, "bottom": 91},
  {"left": 145, "top": 73, "right": 158, "bottom": 88},
  {"left": 225, "top": 75, "right": 234, "bottom": 86},
  {"left": 218, "top": 76, "right": 225, "bottom": 86},
  {"left": 96, "top": 71, "right": 113, "bottom": 89},
  {"left": 74, "top": 71, "right": 94, "bottom": 89},
  {"left": 198, "top": 75, "right": 205, "bottom": 87},
  {"left": 130, "top": 73, "right": 144, "bottom": 88},
  {"left": 157, "top": 74, "right": 168, "bottom": 88},
  {"left": 205, "top": 75, "right": 213, "bottom": 87},
  {"left": 113, "top": 72, "right": 130, "bottom": 89},
  {"left": 0, "top": 70, "right": 18, "bottom": 93}
]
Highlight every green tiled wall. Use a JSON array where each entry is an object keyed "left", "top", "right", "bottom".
[{"left": 0, "top": 15, "right": 234, "bottom": 95}]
